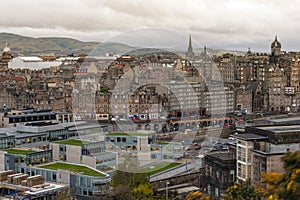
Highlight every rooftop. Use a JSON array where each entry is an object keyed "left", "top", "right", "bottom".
[
  {"left": 54, "top": 139, "right": 91, "bottom": 146},
  {"left": 208, "top": 152, "right": 235, "bottom": 160},
  {"left": 24, "top": 183, "right": 68, "bottom": 196},
  {"left": 236, "top": 133, "right": 268, "bottom": 141},
  {"left": 106, "top": 132, "right": 152, "bottom": 137},
  {"left": 38, "top": 162, "right": 106, "bottom": 177},
  {"left": 269, "top": 117, "right": 300, "bottom": 123},
  {"left": 142, "top": 162, "right": 181, "bottom": 175},
  {"left": 256, "top": 125, "right": 300, "bottom": 133},
  {"left": 68, "top": 124, "right": 106, "bottom": 131},
  {"left": 6, "top": 112, "right": 56, "bottom": 118},
  {"left": 18, "top": 56, "right": 43, "bottom": 62},
  {"left": 5, "top": 148, "right": 37, "bottom": 155}
]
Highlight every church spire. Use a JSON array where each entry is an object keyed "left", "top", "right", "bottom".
[
  {"left": 247, "top": 47, "right": 252, "bottom": 55},
  {"left": 186, "top": 34, "right": 194, "bottom": 59},
  {"left": 188, "top": 34, "right": 193, "bottom": 51}
]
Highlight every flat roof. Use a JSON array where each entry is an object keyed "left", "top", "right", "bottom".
[
  {"left": 208, "top": 152, "right": 235, "bottom": 160},
  {"left": 5, "top": 148, "right": 37, "bottom": 155},
  {"left": 143, "top": 162, "right": 181, "bottom": 175},
  {"left": 14, "top": 132, "right": 48, "bottom": 138},
  {"left": 18, "top": 56, "right": 43, "bottom": 61},
  {"left": 6, "top": 112, "right": 56, "bottom": 118},
  {"left": 38, "top": 162, "right": 106, "bottom": 177},
  {"left": 24, "top": 183, "right": 67, "bottom": 196},
  {"left": 256, "top": 125, "right": 300, "bottom": 133},
  {"left": 54, "top": 139, "right": 91, "bottom": 146},
  {"left": 68, "top": 124, "right": 105, "bottom": 131},
  {"left": 106, "top": 132, "right": 152, "bottom": 137},
  {"left": 236, "top": 133, "right": 268, "bottom": 140},
  {"left": 269, "top": 117, "right": 300, "bottom": 123}
]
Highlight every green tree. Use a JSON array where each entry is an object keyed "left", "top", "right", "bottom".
[
  {"left": 111, "top": 171, "right": 153, "bottom": 200},
  {"left": 111, "top": 170, "right": 149, "bottom": 188},
  {"left": 277, "top": 152, "right": 300, "bottom": 200},
  {"left": 111, "top": 156, "right": 153, "bottom": 200},
  {"left": 186, "top": 190, "right": 210, "bottom": 200},
  {"left": 257, "top": 172, "right": 282, "bottom": 200},
  {"left": 131, "top": 182, "right": 154, "bottom": 199},
  {"left": 224, "top": 179, "right": 260, "bottom": 200}
]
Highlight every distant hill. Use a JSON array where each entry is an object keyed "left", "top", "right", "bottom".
[
  {"left": 0, "top": 32, "right": 134, "bottom": 56},
  {"left": 0, "top": 32, "right": 245, "bottom": 56},
  {"left": 194, "top": 47, "right": 245, "bottom": 56}
]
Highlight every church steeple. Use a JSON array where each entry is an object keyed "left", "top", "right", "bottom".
[
  {"left": 186, "top": 34, "right": 194, "bottom": 59},
  {"left": 270, "top": 35, "right": 281, "bottom": 63},
  {"left": 246, "top": 47, "right": 252, "bottom": 55},
  {"left": 188, "top": 34, "right": 193, "bottom": 52}
]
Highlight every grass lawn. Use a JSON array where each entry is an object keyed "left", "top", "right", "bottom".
[
  {"left": 54, "top": 139, "right": 90, "bottom": 146},
  {"left": 106, "top": 132, "right": 149, "bottom": 137},
  {"left": 157, "top": 141, "right": 170, "bottom": 145},
  {"left": 39, "top": 162, "right": 105, "bottom": 177},
  {"left": 6, "top": 149, "right": 36, "bottom": 155},
  {"left": 142, "top": 162, "right": 181, "bottom": 175}
]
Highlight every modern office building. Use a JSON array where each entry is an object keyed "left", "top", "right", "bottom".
[
  {"left": 0, "top": 148, "right": 52, "bottom": 173},
  {"left": 231, "top": 125, "right": 300, "bottom": 184},
  {"left": 105, "top": 131, "right": 184, "bottom": 161},
  {"left": 245, "top": 125, "right": 300, "bottom": 185},
  {"left": 51, "top": 139, "right": 117, "bottom": 172},
  {"left": 22, "top": 162, "right": 111, "bottom": 198},
  {"left": 0, "top": 109, "right": 74, "bottom": 128},
  {"left": 235, "top": 133, "right": 267, "bottom": 181}
]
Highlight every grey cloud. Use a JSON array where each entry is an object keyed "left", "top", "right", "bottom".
[{"left": 0, "top": 0, "right": 299, "bottom": 51}]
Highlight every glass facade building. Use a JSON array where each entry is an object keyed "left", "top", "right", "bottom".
[
  {"left": 0, "top": 133, "right": 15, "bottom": 149},
  {"left": 21, "top": 164, "right": 111, "bottom": 198},
  {"left": 4, "top": 150, "right": 52, "bottom": 173}
]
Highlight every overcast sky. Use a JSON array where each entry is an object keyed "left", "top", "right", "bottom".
[{"left": 0, "top": 0, "right": 299, "bottom": 52}]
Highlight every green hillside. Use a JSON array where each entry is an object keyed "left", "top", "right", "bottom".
[
  {"left": 0, "top": 32, "right": 245, "bottom": 56},
  {"left": 0, "top": 32, "right": 134, "bottom": 55}
]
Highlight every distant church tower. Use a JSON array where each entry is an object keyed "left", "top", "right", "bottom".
[
  {"left": 186, "top": 34, "right": 194, "bottom": 59},
  {"left": 270, "top": 36, "right": 281, "bottom": 64},
  {"left": 203, "top": 45, "right": 207, "bottom": 57}
]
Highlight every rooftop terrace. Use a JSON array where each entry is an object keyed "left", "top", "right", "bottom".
[
  {"left": 5, "top": 148, "right": 37, "bottom": 155},
  {"left": 141, "top": 162, "right": 181, "bottom": 175},
  {"left": 39, "top": 162, "right": 106, "bottom": 177},
  {"left": 54, "top": 139, "right": 90, "bottom": 146}
]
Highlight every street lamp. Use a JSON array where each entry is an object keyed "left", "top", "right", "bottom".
[{"left": 166, "top": 181, "right": 170, "bottom": 200}]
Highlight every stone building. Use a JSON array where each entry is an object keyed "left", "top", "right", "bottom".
[
  {"left": 201, "top": 152, "right": 236, "bottom": 200},
  {"left": 235, "top": 84, "right": 253, "bottom": 112},
  {"left": 267, "top": 65, "right": 289, "bottom": 111},
  {"left": 215, "top": 53, "right": 235, "bottom": 83},
  {"left": 0, "top": 43, "right": 13, "bottom": 69}
]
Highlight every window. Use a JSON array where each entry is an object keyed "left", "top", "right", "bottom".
[
  {"left": 83, "top": 190, "right": 87, "bottom": 196},
  {"left": 207, "top": 184, "right": 211, "bottom": 195},
  {"left": 215, "top": 188, "right": 219, "bottom": 198}
]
